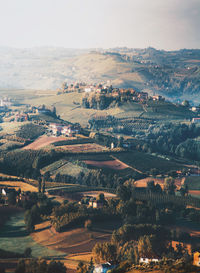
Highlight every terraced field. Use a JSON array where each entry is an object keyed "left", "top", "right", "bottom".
[{"left": 42, "top": 160, "right": 89, "bottom": 177}]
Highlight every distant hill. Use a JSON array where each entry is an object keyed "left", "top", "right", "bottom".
[{"left": 0, "top": 47, "right": 200, "bottom": 103}]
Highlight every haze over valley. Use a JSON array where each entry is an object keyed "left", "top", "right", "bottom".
[{"left": 1, "top": 47, "right": 200, "bottom": 104}]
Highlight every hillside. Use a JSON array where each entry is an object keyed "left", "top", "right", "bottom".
[{"left": 0, "top": 47, "right": 200, "bottom": 103}]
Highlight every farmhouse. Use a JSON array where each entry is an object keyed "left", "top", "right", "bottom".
[
  {"left": 152, "top": 95, "right": 165, "bottom": 101},
  {"left": 139, "top": 254, "right": 161, "bottom": 264},
  {"left": 193, "top": 251, "right": 200, "bottom": 267},
  {"left": 1, "top": 188, "right": 15, "bottom": 196},
  {"left": 49, "top": 123, "right": 80, "bottom": 136},
  {"left": 36, "top": 106, "right": 52, "bottom": 115},
  {"left": 89, "top": 198, "right": 104, "bottom": 209},
  {"left": 15, "top": 113, "right": 28, "bottom": 122},
  {"left": 0, "top": 97, "right": 12, "bottom": 107}
]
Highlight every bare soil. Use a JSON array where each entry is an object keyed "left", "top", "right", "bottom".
[
  {"left": 84, "top": 159, "right": 129, "bottom": 170},
  {"left": 23, "top": 135, "right": 70, "bottom": 150}
]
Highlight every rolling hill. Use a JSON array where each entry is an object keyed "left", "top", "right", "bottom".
[{"left": 0, "top": 47, "right": 200, "bottom": 103}]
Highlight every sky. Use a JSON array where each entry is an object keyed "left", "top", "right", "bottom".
[{"left": 0, "top": 0, "right": 199, "bottom": 50}]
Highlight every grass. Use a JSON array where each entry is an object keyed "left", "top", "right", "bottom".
[
  {"left": 2, "top": 89, "right": 195, "bottom": 128},
  {"left": 0, "top": 213, "right": 65, "bottom": 258},
  {"left": 0, "top": 181, "right": 37, "bottom": 192},
  {"left": 42, "top": 160, "right": 89, "bottom": 177}
]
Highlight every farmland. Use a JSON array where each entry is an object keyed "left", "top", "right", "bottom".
[
  {"left": 0, "top": 181, "right": 37, "bottom": 192},
  {"left": 134, "top": 176, "right": 184, "bottom": 189},
  {"left": 0, "top": 213, "right": 65, "bottom": 258},
  {"left": 55, "top": 143, "right": 108, "bottom": 153},
  {"left": 42, "top": 160, "right": 89, "bottom": 177},
  {"left": 84, "top": 159, "right": 129, "bottom": 170},
  {"left": 113, "top": 151, "right": 184, "bottom": 174},
  {"left": 23, "top": 135, "right": 71, "bottom": 150}
]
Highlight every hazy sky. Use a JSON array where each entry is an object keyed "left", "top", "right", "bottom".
[{"left": 0, "top": 0, "right": 199, "bottom": 50}]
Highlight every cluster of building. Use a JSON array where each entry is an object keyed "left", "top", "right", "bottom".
[
  {"left": 79, "top": 195, "right": 105, "bottom": 209},
  {"left": 3, "top": 110, "right": 29, "bottom": 122},
  {"left": 61, "top": 81, "right": 165, "bottom": 103},
  {"left": 48, "top": 123, "right": 80, "bottom": 137},
  {"left": 0, "top": 97, "right": 12, "bottom": 112}
]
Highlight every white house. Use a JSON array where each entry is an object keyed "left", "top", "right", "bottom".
[{"left": 139, "top": 255, "right": 160, "bottom": 264}]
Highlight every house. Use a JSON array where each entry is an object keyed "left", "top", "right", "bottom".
[
  {"left": 1, "top": 188, "right": 16, "bottom": 196},
  {"left": 89, "top": 198, "right": 104, "bottom": 209},
  {"left": 49, "top": 123, "right": 63, "bottom": 136},
  {"left": 36, "top": 108, "right": 52, "bottom": 115},
  {"left": 49, "top": 123, "right": 80, "bottom": 137},
  {"left": 15, "top": 113, "right": 28, "bottom": 122},
  {"left": 16, "top": 192, "right": 31, "bottom": 203},
  {"left": 93, "top": 262, "right": 116, "bottom": 273},
  {"left": 0, "top": 97, "right": 12, "bottom": 107},
  {"left": 152, "top": 95, "right": 165, "bottom": 101},
  {"left": 137, "top": 92, "right": 148, "bottom": 101},
  {"left": 193, "top": 251, "right": 200, "bottom": 267},
  {"left": 139, "top": 255, "right": 160, "bottom": 264}
]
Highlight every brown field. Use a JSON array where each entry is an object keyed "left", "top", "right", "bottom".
[
  {"left": 0, "top": 181, "right": 37, "bottom": 192},
  {"left": 84, "top": 159, "right": 129, "bottom": 170},
  {"left": 55, "top": 143, "right": 107, "bottom": 153},
  {"left": 23, "top": 135, "right": 71, "bottom": 150},
  {"left": 32, "top": 221, "right": 111, "bottom": 255},
  {"left": 134, "top": 177, "right": 185, "bottom": 189},
  {"left": 81, "top": 191, "right": 116, "bottom": 199},
  {"left": 189, "top": 190, "right": 200, "bottom": 197}
]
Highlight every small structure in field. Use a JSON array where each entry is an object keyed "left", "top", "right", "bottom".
[{"left": 139, "top": 254, "right": 160, "bottom": 264}]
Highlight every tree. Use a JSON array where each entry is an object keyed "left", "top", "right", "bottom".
[
  {"left": 182, "top": 100, "right": 190, "bottom": 107},
  {"left": 52, "top": 106, "right": 57, "bottom": 117},
  {"left": 47, "top": 261, "right": 66, "bottom": 273},
  {"left": 43, "top": 171, "right": 51, "bottom": 182},
  {"left": 7, "top": 191, "right": 17, "bottom": 205},
  {"left": 164, "top": 177, "right": 176, "bottom": 195},
  {"left": 93, "top": 242, "right": 117, "bottom": 262},
  {"left": 42, "top": 180, "right": 46, "bottom": 194},
  {"left": 38, "top": 177, "right": 42, "bottom": 193},
  {"left": 116, "top": 185, "right": 131, "bottom": 202},
  {"left": 76, "top": 261, "right": 88, "bottom": 273},
  {"left": 84, "top": 219, "right": 92, "bottom": 230},
  {"left": 15, "top": 259, "right": 25, "bottom": 273},
  {"left": 24, "top": 247, "right": 32, "bottom": 258},
  {"left": 98, "top": 193, "right": 105, "bottom": 202},
  {"left": 88, "top": 258, "right": 94, "bottom": 272},
  {"left": 26, "top": 217, "right": 35, "bottom": 233}
]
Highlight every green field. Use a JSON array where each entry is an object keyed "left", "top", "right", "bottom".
[
  {"left": 114, "top": 151, "right": 184, "bottom": 173},
  {"left": 42, "top": 159, "right": 89, "bottom": 177},
  {"left": 1, "top": 89, "right": 193, "bottom": 128},
  {"left": 185, "top": 176, "right": 200, "bottom": 190},
  {"left": 0, "top": 213, "right": 65, "bottom": 258}
]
